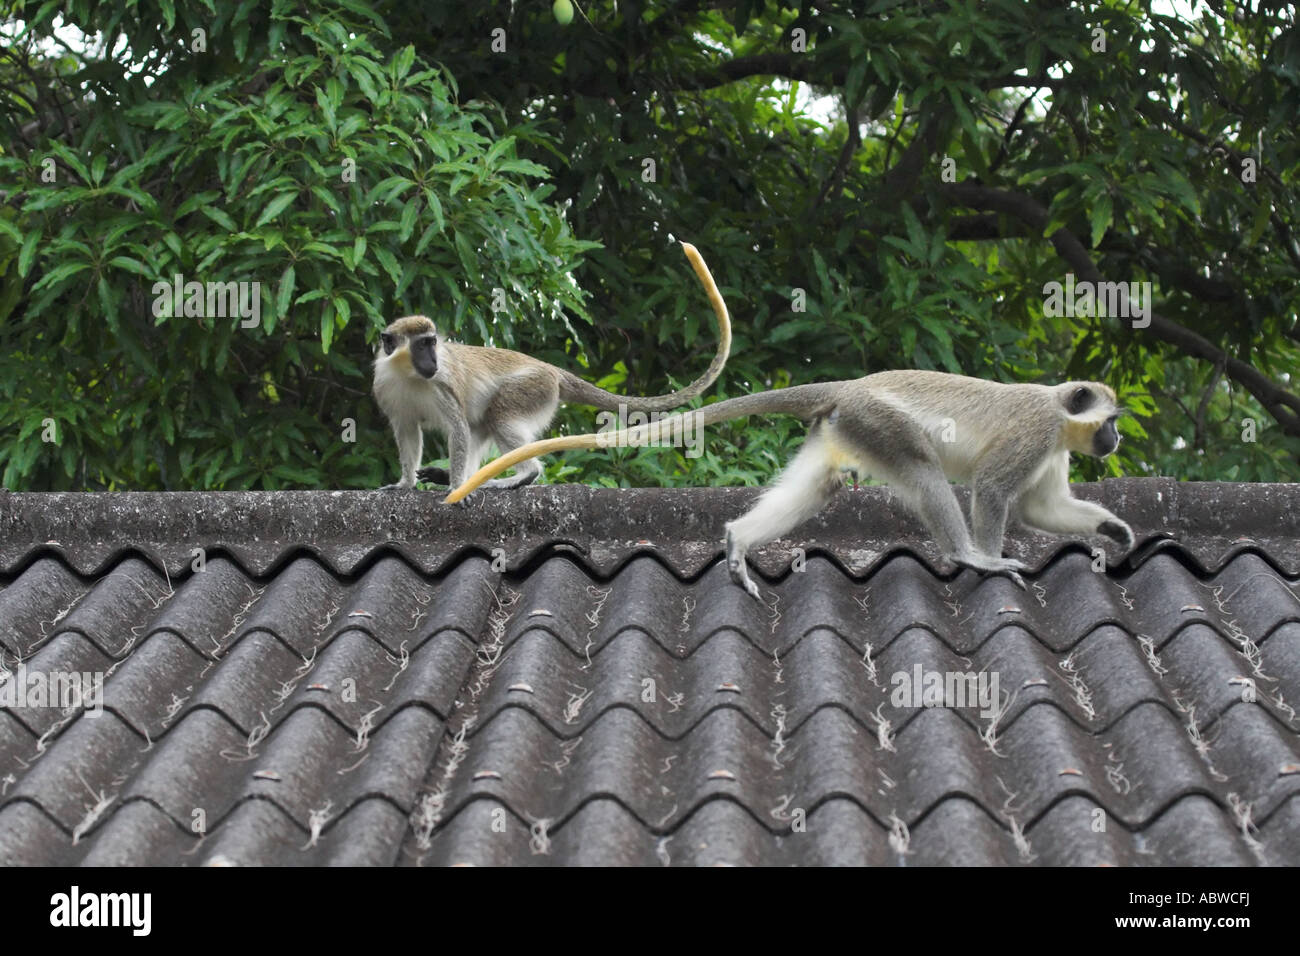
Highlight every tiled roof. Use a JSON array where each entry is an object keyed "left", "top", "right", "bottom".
[{"left": 1, "top": 480, "right": 1297, "bottom": 865}]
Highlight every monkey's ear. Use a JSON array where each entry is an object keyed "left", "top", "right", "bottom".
[
  {"left": 380, "top": 332, "right": 397, "bottom": 355},
  {"left": 1066, "top": 386, "right": 1094, "bottom": 415}
]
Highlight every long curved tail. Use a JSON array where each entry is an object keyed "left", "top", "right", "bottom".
[
  {"left": 556, "top": 242, "right": 732, "bottom": 413},
  {"left": 443, "top": 382, "right": 838, "bottom": 503}
]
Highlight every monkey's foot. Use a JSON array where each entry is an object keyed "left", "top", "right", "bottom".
[
  {"left": 379, "top": 482, "right": 417, "bottom": 491},
  {"left": 725, "top": 533, "right": 764, "bottom": 602},
  {"left": 951, "top": 553, "right": 1028, "bottom": 590},
  {"left": 994, "top": 568, "right": 1026, "bottom": 589},
  {"left": 728, "top": 563, "right": 764, "bottom": 602},
  {"left": 1097, "top": 519, "right": 1135, "bottom": 551}
]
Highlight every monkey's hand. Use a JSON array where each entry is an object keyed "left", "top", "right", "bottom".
[
  {"left": 415, "top": 466, "right": 451, "bottom": 486},
  {"left": 1097, "top": 519, "right": 1135, "bottom": 551}
]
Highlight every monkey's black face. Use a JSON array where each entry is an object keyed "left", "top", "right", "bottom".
[
  {"left": 1092, "top": 415, "right": 1121, "bottom": 457},
  {"left": 408, "top": 333, "right": 439, "bottom": 378}
]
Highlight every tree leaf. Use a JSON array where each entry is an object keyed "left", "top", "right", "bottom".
[
  {"left": 254, "top": 191, "right": 298, "bottom": 228},
  {"left": 1089, "top": 194, "right": 1113, "bottom": 248}
]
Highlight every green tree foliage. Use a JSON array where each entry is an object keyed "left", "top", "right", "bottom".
[
  {"left": 0, "top": 1, "right": 596, "bottom": 488},
  {"left": 2, "top": 0, "right": 1297, "bottom": 490}
]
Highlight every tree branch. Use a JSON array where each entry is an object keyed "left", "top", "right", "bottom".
[
  {"left": 672, "top": 52, "right": 835, "bottom": 92},
  {"left": 988, "top": 89, "right": 1039, "bottom": 176},
  {"left": 938, "top": 181, "right": 1300, "bottom": 437},
  {"left": 880, "top": 104, "right": 949, "bottom": 199},
  {"left": 1194, "top": 358, "right": 1225, "bottom": 450},
  {"left": 810, "top": 99, "right": 860, "bottom": 214},
  {"left": 1134, "top": 100, "right": 1286, "bottom": 190}
]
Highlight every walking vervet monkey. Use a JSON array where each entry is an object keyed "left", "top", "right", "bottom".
[
  {"left": 373, "top": 242, "right": 730, "bottom": 495},
  {"left": 442, "top": 371, "right": 1134, "bottom": 595}
]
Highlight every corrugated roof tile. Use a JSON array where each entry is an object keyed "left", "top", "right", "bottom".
[{"left": 0, "top": 484, "right": 1296, "bottom": 864}]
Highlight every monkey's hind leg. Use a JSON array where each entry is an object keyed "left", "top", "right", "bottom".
[
  {"left": 461, "top": 372, "right": 553, "bottom": 491},
  {"left": 442, "top": 426, "right": 490, "bottom": 508},
  {"left": 478, "top": 422, "right": 544, "bottom": 490},
  {"left": 724, "top": 429, "right": 842, "bottom": 601}
]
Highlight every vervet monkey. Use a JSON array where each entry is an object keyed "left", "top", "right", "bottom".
[
  {"left": 443, "top": 371, "right": 1134, "bottom": 596},
  {"left": 373, "top": 242, "right": 731, "bottom": 496}
]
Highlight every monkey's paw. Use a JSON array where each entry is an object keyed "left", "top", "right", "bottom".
[
  {"left": 1097, "top": 519, "right": 1134, "bottom": 551},
  {"left": 731, "top": 573, "right": 763, "bottom": 602},
  {"left": 726, "top": 558, "right": 764, "bottom": 601},
  {"left": 379, "top": 482, "right": 417, "bottom": 491},
  {"left": 415, "top": 466, "right": 451, "bottom": 486}
]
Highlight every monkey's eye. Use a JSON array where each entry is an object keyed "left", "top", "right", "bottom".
[
  {"left": 380, "top": 333, "right": 397, "bottom": 355},
  {"left": 1067, "top": 386, "right": 1093, "bottom": 415}
]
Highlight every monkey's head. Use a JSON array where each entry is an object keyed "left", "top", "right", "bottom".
[
  {"left": 378, "top": 315, "right": 439, "bottom": 379},
  {"left": 1056, "top": 382, "right": 1123, "bottom": 458}
]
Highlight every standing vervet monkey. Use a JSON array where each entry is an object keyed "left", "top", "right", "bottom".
[
  {"left": 373, "top": 242, "right": 730, "bottom": 496},
  {"left": 442, "top": 371, "right": 1135, "bottom": 596}
]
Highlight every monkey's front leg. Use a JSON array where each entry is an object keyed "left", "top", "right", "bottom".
[
  {"left": 1015, "top": 459, "right": 1134, "bottom": 553},
  {"left": 1018, "top": 493, "right": 1135, "bottom": 552},
  {"left": 380, "top": 421, "right": 423, "bottom": 490}
]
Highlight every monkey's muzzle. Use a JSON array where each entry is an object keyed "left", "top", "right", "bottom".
[
  {"left": 1093, "top": 416, "right": 1121, "bottom": 457},
  {"left": 409, "top": 335, "right": 439, "bottom": 379}
]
